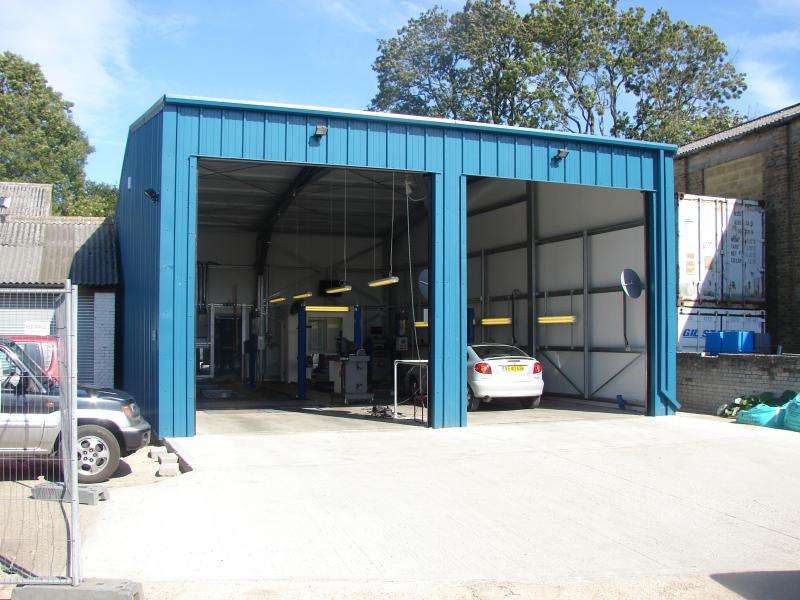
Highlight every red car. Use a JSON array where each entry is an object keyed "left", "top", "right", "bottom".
[{"left": 7, "top": 335, "right": 59, "bottom": 380}]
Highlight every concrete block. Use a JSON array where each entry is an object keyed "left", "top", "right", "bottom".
[
  {"left": 157, "top": 463, "right": 180, "bottom": 477},
  {"left": 12, "top": 579, "right": 143, "bottom": 599},
  {"left": 32, "top": 483, "right": 109, "bottom": 506},
  {"left": 148, "top": 447, "right": 167, "bottom": 459},
  {"left": 158, "top": 453, "right": 178, "bottom": 465}
]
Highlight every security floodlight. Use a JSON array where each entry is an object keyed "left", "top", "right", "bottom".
[
  {"left": 0, "top": 196, "right": 10, "bottom": 210},
  {"left": 144, "top": 188, "right": 160, "bottom": 202},
  {"left": 555, "top": 148, "right": 570, "bottom": 160},
  {"left": 314, "top": 125, "right": 328, "bottom": 137}
]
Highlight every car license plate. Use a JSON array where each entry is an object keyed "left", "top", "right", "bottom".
[{"left": 503, "top": 365, "right": 525, "bottom": 372}]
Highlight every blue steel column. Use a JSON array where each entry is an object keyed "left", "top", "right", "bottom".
[
  {"left": 185, "top": 156, "right": 197, "bottom": 435},
  {"left": 354, "top": 304, "right": 363, "bottom": 350},
  {"left": 647, "top": 150, "right": 679, "bottom": 416},
  {"left": 297, "top": 306, "right": 307, "bottom": 400},
  {"left": 428, "top": 168, "right": 467, "bottom": 428},
  {"left": 429, "top": 173, "right": 444, "bottom": 427}
]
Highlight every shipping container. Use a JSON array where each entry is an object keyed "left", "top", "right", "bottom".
[
  {"left": 677, "top": 194, "right": 764, "bottom": 307},
  {"left": 677, "top": 306, "right": 765, "bottom": 352}
]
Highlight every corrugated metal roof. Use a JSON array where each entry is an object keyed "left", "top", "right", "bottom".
[
  {"left": 677, "top": 103, "right": 800, "bottom": 157},
  {"left": 0, "top": 217, "right": 118, "bottom": 286},
  {"left": 0, "top": 182, "right": 52, "bottom": 217}
]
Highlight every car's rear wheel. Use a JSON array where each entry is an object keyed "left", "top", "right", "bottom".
[
  {"left": 76, "top": 425, "right": 120, "bottom": 484},
  {"left": 520, "top": 395, "right": 541, "bottom": 409},
  {"left": 467, "top": 387, "right": 481, "bottom": 412}
]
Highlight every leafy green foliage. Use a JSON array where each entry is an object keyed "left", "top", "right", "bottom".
[
  {"left": 371, "top": 0, "right": 747, "bottom": 145},
  {"left": 0, "top": 51, "right": 93, "bottom": 208},
  {"left": 59, "top": 181, "right": 118, "bottom": 218}
]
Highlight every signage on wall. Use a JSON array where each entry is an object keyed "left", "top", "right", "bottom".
[{"left": 24, "top": 321, "right": 51, "bottom": 336}]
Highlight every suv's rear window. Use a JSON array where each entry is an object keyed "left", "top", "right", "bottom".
[{"left": 472, "top": 345, "right": 529, "bottom": 359}]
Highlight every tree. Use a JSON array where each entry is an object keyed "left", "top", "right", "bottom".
[
  {"left": 60, "top": 181, "right": 118, "bottom": 218},
  {"left": 0, "top": 51, "right": 93, "bottom": 208},
  {"left": 370, "top": 7, "right": 467, "bottom": 120},
  {"left": 371, "top": 0, "right": 747, "bottom": 145},
  {"left": 370, "top": 1, "right": 556, "bottom": 128}
]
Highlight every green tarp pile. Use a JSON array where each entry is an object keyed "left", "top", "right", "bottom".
[{"left": 718, "top": 390, "right": 800, "bottom": 432}]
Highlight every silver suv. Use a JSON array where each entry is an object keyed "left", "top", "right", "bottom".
[{"left": 0, "top": 338, "right": 151, "bottom": 483}]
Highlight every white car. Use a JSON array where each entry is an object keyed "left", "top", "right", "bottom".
[{"left": 467, "top": 344, "right": 544, "bottom": 411}]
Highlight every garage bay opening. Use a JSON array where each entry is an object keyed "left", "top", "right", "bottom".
[
  {"left": 195, "top": 159, "right": 431, "bottom": 432},
  {"left": 467, "top": 177, "right": 648, "bottom": 417}
]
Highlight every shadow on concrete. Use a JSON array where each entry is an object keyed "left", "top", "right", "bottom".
[
  {"left": 711, "top": 571, "right": 800, "bottom": 600},
  {"left": 478, "top": 395, "right": 634, "bottom": 415},
  {"left": 0, "top": 456, "right": 134, "bottom": 483},
  {"left": 196, "top": 380, "right": 427, "bottom": 427}
]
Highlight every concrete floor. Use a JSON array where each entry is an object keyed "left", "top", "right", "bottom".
[
  {"left": 195, "top": 393, "right": 638, "bottom": 435},
  {"left": 76, "top": 409, "right": 800, "bottom": 599}
]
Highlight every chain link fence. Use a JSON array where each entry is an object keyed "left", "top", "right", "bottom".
[{"left": 0, "top": 282, "right": 80, "bottom": 586}]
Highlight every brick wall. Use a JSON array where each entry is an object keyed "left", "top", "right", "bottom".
[
  {"left": 677, "top": 352, "right": 800, "bottom": 414},
  {"left": 675, "top": 117, "right": 800, "bottom": 351},
  {"left": 704, "top": 154, "right": 763, "bottom": 199}
]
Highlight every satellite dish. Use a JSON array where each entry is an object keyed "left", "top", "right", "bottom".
[
  {"left": 620, "top": 268, "right": 643, "bottom": 299},
  {"left": 418, "top": 268, "right": 429, "bottom": 300}
]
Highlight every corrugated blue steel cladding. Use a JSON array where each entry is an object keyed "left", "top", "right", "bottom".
[
  {"left": 118, "top": 96, "right": 678, "bottom": 437},
  {"left": 116, "top": 111, "right": 163, "bottom": 434}
]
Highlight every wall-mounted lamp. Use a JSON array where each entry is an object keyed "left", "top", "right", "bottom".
[
  {"left": 0, "top": 196, "right": 10, "bottom": 210},
  {"left": 144, "top": 188, "right": 160, "bottom": 202},
  {"left": 554, "top": 148, "right": 570, "bottom": 161},
  {"left": 314, "top": 124, "right": 328, "bottom": 137}
]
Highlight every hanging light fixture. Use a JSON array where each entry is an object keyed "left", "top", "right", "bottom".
[
  {"left": 368, "top": 171, "right": 400, "bottom": 289},
  {"left": 293, "top": 291, "right": 313, "bottom": 300},
  {"left": 325, "top": 169, "right": 351, "bottom": 295},
  {"left": 305, "top": 305, "right": 350, "bottom": 313},
  {"left": 324, "top": 283, "right": 352, "bottom": 294},
  {"left": 269, "top": 296, "right": 287, "bottom": 304},
  {"left": 368, "top": 275, "right": 399, "bottom": 288}
]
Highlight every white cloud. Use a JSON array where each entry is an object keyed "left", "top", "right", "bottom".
[
  {"left": 756, "top": 0, "right": 800, "bottom": 21},
  {"left": 732, "top": 29, "right": 800, "bottom": 52},
  {"left": 739, "top": 60, "right": 797, "bottom": 112},
  {"left": 1, "top": 0, "right": 136, "bottom": 129},
  {"left": 313, "top": 0, "right": 463, "bottom": 35},
  {"left": 0, "top": 0, "right": 194, "bottom": 182}
]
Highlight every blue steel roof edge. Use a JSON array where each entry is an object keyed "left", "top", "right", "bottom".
[
  {"left": 159, "top": 94, "right": 677, "bottom": 153},
  {"left": 128, "top": 95, "right": 167, "bottom": 134}
]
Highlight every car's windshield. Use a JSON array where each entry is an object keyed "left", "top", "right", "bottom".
[
  {"left": 0, "top": 340, "right": 56, "bottom": 391},
  {"left": 471, "top": 345, "right": 529, "bottom": 359}
]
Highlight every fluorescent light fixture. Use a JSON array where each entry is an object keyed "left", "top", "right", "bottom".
[
  {"left": 304, "top": 305, "right": 350, "bottom": 313},
  {"left": 292, "top": 291, "right": 313, "bottom": 300},
  {"left": 368, "top": 275, "right": 400, "bottom": 288},
  {"left": 414, "top": 321, "right": 428, "bottom": 328},
  {"left": 325, "top": 283, "right": 352, "bottom": 294},
  {"left": 481, "top": 317, "right": 512, "bottom": 326},
  {"left": 268, "top": 297, "right": 287, "bottom": 304},
  {"left": 537, "top": 315, "right": 576, "bottom": 324}
]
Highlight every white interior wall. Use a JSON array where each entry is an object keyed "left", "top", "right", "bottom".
[
  {"left": 467, "top": 180, "right": 648, "bottom": 408},
  {"left": 198, "top": 227, "right": 391, "bottom": 383},
  {"left": 197, "top": 231, "right": 259, "bottom": 307}
]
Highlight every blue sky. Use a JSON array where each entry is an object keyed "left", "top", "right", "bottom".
[{"left": 2, "top": 0, "right": 799, "bottom": 185}]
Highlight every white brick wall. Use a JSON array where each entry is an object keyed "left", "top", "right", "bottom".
[
  {"left": 93, "top": 292, "right": 115, "bottom": 388},
  {"left": 677, "top": 352, "right": 800, "bottom": 414}
]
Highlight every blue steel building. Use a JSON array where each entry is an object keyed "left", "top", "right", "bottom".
[{"left": 117, "top": 95, "right": 677, "bottom": 438}]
